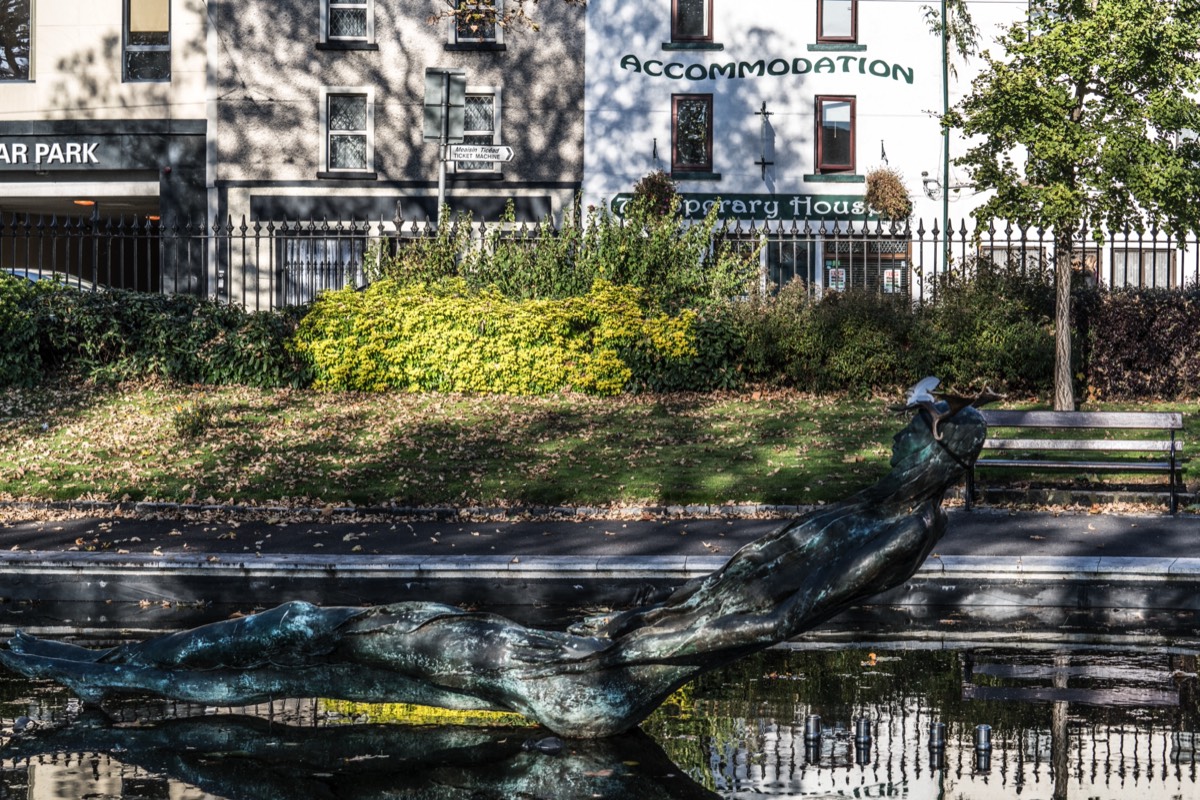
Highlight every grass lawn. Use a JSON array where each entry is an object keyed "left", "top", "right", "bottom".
[{"left": 0, "top": 381, "right": 1196, "bottom": 508}]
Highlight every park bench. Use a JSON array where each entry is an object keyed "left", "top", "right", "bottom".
[{"left": 967, "top": 409, "right": 1185, "bottom": 513}]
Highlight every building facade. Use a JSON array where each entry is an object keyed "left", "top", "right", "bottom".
[
  {"left": 1, "top": 1, "right": 1194, "bottom": 303},
  {"left": 0, "top": 0, "right": 208, "bottom": 291},
  {"left": 209, "top": 0, "right": 586, "bottom": 305},
  {"left": 583, "top": 0, "right": 1025, "bottom": 295}
]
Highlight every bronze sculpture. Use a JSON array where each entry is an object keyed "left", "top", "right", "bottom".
[{"left": 0, "top": 380, "right": 989, "bottom": 738}]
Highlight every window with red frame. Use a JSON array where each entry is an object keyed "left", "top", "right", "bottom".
[
  {"left": 816, "top": 96, "right": 855, "bottom": 173},
  {"left": 672, "top": 0, "right": 712, "bottom": 42},
  {"left": 817, "top": 0, "right": 857, "bottom": 43}
]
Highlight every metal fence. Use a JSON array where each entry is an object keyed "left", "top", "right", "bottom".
[{"left": 3, "top": 213, "right": 1198, "bottom": 311}]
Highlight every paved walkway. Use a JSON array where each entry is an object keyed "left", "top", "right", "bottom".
[{"left": 0, "top": 507, "right": 1193, "bottom": 560}]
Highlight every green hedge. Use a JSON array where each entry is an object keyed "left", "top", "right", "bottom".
[
  {"left": 293, "top": 279, "right": 699, "bottom": 395},
  {"left": 2, "top": 282, "right": 309, "bottom": 388},
  {"left": 1083, "top": 287, "right": 1200, "bottom": 399},
  {"left": 0, "top": 275, "right": 44, "bottom": 387},
  {"left": 5, "top": 271, "right": 1197, "bottom": 401}
]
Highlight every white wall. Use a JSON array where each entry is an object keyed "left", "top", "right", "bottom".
[
  {"left": 0, "top": 0, "right": 206, "bottom": 122},
  {"left": 583, "top": 0, "right": 1023, "bottom": 225}
]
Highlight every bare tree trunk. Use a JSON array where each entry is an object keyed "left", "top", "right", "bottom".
[{"left": 1054, "top": 234, "right": 1075, "bottom": 411}]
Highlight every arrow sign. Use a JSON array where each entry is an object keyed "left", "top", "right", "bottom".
[{"left": 446, "top": 144, "right": 514, "bottom": 162}]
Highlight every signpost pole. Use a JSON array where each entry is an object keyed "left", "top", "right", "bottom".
[{"left": 437, "top": 71, "right": 449, "bottom": 227}]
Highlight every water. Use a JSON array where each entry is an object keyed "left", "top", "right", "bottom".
[{"left": 2, "top": 643, "right": 1197, "bottom": 799}]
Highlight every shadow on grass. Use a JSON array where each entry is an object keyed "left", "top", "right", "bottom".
[{"left": 0, "top": 382, "right": 916, "bottom": 507}]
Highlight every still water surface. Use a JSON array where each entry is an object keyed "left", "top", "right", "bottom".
[{"left": 2, "top": 643, "right": 1197, "bottom": 799}]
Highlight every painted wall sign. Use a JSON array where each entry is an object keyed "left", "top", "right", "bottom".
[
  {"left": 0, "top": 140, "right": 100, "bottom": 166},
  {"left": 611, "top": 193, "right": 877, "bottom": 221},
  {"left": 619, "top": 54, "right": 915, "bottom": 85},
  {"left": 0, "top": 133, "right": 194, "bottom": 171}
]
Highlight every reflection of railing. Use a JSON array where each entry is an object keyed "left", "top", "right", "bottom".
[
  {"left": 4, "top": 214, "right": 1200, "bottom": 311},
  {"left": 644, "top": 648, "right": 1200, "bottom": 798},
  {"left": 3, "top": 648, "right": 1200, "bottom": 799}
]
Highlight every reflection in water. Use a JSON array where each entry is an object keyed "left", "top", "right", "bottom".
[
  {"left": 2, "top": 645, "right": 1198, "bottom": 799},
  {"left": 1, "top": 712, "right": 717, "bottom": 800}
]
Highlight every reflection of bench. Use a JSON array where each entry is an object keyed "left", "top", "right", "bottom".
[
  {"left": 963, "top": 658, "right": 1181, "bottom": 707},
  {"left": 968, "top": 410, "right": 1185, "bottom": 513}
]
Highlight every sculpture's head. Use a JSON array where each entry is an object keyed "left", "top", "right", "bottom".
[
  {"left": 890, "top": 402, "right": 986, "bottom": 474},
  {"left": 877, "top": 379, "right": 994, "bottom": 502}
]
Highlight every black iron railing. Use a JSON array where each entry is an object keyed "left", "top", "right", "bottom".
[{"left": 2, "top": 213, "right": 1197, "bottom": 310}]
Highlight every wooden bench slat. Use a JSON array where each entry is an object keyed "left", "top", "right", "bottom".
[
  {"left": 981, "top": 410, "right": 1183, "bottom": 430},
  {"left": 984, "top": 438, "right": 1182, "bottom": 453},
  {"left": 977, "top": 458, "right": 1174, "bottom": 472}
]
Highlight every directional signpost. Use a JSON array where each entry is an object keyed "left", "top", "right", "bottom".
[
  {"left": 425, "top": 67, "right": 466, "bottom": 223},
  {"left": 446, "top": 144, "right": 514, "bottom": 163}
]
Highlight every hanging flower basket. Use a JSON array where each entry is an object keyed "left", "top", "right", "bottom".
[{"left": 865, "top": 168, "right": 914, "bottom": 221}]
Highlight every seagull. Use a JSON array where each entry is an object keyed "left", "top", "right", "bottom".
[{"left": 893, "top": 377, "right": 1004, "bottom": 440}]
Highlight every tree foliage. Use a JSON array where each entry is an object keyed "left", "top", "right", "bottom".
[
  {"left": 945, "top": 0, "right": 1200, "bottom": 408},
  {"left": 948, "top": 0, "right": 1200, "bottom": 238},
  {"left": 923, "top": 0, "right": 980, "bottom": 76}
]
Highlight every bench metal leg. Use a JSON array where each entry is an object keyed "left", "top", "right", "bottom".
[
  {"left": 966, "top": 467, "right": 975, "bottom": 511},
  {"left": 1170, "top": 437, "right": 1178, "bottom": 514}
]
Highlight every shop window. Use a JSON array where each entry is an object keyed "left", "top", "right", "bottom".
[
  {"left": 453, "top": 89, "right": 503, "bottom": 174},
  {"left": 672, "top": 94, "right": 713, "bottom": 174},
  {"left": 320, "top": 88, "right": 375, "bottom": 175},
  {"left": 322, "top": 0, "right": 375, "bottom": 46},
  {"left": 765, "top": 237, "right": 816, "bottom": 293},
  {"left": 672, "top": 0, "right": 712, "bottom": 43},
  {"left": 0, "top": 0, "right": 31, "bottom": 81},
  {"left": 1112, "top": 248, "right": 1173, "bottom": 288},
  {"left": 823, "top": 237, "right": 909, "bottom": 294},
  {"left": 124, "top": 0, "right": 171, "bottom": 82},
  {"left": 817, "top": 0, "right": 856, "bottom": 43},
  {"left": 450, "top": 0, "right": 504, "bottom": 47},
  {"left": 815, "top": 96, "right": 855, "bottom": 174}
]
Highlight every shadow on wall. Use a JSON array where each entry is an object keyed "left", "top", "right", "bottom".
[
  {"left": 45, "top": 0, "right": 208, "bottom": 117},
  {"left": 586, "top": 7, "right": 812, "bottom": 196},
  {"left": 211, "top": 0, "right": 586, "bottom": 216}
]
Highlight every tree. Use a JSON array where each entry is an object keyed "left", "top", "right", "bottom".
[{"left": 945, "top": 0, "right": 1200, "bottom": 409}]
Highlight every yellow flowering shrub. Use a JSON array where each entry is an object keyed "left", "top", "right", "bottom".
[{"left": 293, "top": 279, "right": 698, "bottom": 395}]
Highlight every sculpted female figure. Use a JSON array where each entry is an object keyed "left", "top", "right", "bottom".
[{"left": 0, "top": 384, "right": 988, "bottom": 738}]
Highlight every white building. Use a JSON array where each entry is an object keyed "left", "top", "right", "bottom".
[{"left": 582, "top": 0, "right": 1191, "bottom": 294}]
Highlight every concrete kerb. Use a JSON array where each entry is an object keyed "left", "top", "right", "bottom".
[{"left": 0, "top": 499, "right": 816, "bottom": 522}]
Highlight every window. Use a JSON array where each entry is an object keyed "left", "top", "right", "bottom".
[
  {"left": 453, "top": 89, "right": 502, "bottom": 173},
  {"left": 0, "top": 0, "right": 31, "bottom": 81},
  {"left": 451, "top": 0, "right": 503, "bottom": 45},
  {"left": 672, "top": 0, "right": 712, "bottom": 43},
  {"left": 320, "top": 88, "right": 375, "bottom": 174},
  {"left": 823, "top": 238, "right": 909, "bottom": 294},
  {"left": 124, "top": 0, "right": 170, "bottom": 82},
  {"left": 817, "top": 0, "right": 856, "bottom": 43},
  {"left": 323, "top": 0, "right": 374, "bottom": 44},
  {"left": 816, "top": 96, "right": 855, "bottom": 173},
  {"left": 1112, "top": 248, "right": 1173, "bottom": 289},
  {"left": 672, "top": 94, "right": 713, "bottom": 173},
  {"left": 277, "top": 225, "right": 369, "bottom": 306},
  {"left": 978, "top": 246, "right": 1049, "bottom": 275}
]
